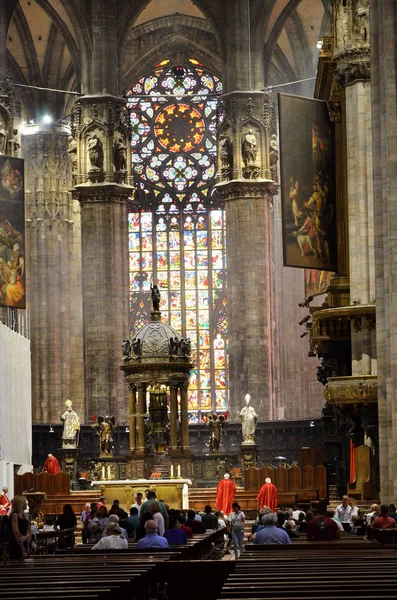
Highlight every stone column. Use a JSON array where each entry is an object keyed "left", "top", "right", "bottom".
[
  {"left": 71, "top": 96, "right": 133, "bottom": 423},
  {"left": 216, "top": 92, "right": 275, "bottom": 421},
  {"left": 333, "top": 0, "right": 375, "bottom": 377},
  {"left": 370, "top": 0, "right": 397, "bottom": 503},
  {"left": 128, "top": 384, "right": 136, "bottom": 451},
  {"left": 23, "top": 124, "right": 84, "bottom": 423},
  {"left": 169, "top": 384, "right": 178, "bottom": 451},
  {"left": 136, "top": 384, "right": 147, "bottom": 451},
  {"left": 180, "top": 384, "right": 189, "bottom": 451}
]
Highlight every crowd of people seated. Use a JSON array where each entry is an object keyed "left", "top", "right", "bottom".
[{"left": 2, "top": 489, "right": 397, "bottom": 559}]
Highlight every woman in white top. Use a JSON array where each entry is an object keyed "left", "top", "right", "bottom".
[
  {"left": 150, "top": 501, "right": 165, "bottom": 536},
  {"left": 230, "top": 502, "right": 245, "bottom": 560},
  {"left": 92, "top": 523, "right": 128, "bottom": 550}
]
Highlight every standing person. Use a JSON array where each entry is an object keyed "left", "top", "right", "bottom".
[
  {"left": 149, "top": 502, "right": 165, "bottom": 536},
  {"left": 43, "top": 454, "right": 61, "bottom": 474},
  {"left": 230, "top": 502, "right": 245, "bottom": 560},
  {"left": 257, "top": 478, "right": 278, "bottom": 512},
  {"left": 335, "top": 495, "right": 352, "bottom": 532},
  {"left": 140, "top": 490, "right": 168, "bottom": 528},
  {"left": 55, "top": 504, "right": 77, "bottom": 549},
  {"left": 8, "top": 496, "right": 31, "bottom": 559},
  {"left": 131, "top": 492, "right": 144, "bottom": 515},
  {"left": 125, "top": 507, "right": 139, "bottom": 538},
  {"left": 216, "top": 474, "right": 236, "bottom": 515},
  {"left": 80, "top": 503, "right": 91, "bottom": 544},
  {"left": 0, "top": 487, "right": 11, "bottom": 514},
  {"left": 349, "top": 497, "right": 358, "bottom": 523}
]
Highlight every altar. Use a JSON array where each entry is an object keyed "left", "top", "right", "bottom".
[{"left": 90, "top": 479, "right": 192, "bottom": 510}]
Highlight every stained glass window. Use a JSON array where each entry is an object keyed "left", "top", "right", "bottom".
[{"left": 127, "top": 62, "right": 228, "bottom": 423}]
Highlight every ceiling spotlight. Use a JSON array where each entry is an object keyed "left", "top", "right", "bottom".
[
  {"left": 316, "top": 40, "right": 323, "bottom": 50},
  {"left": 43, "top": 114, "right": 52, "bottom": 124}
]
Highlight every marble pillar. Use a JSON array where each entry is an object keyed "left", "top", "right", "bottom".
[
  {"left": 23, "top": 124, "right": 84, "bottom": 423},
  {"left": 216, "top": 92, "right": 275, "bottom": 421}
]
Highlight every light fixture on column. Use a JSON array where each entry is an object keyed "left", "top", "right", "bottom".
[
  {"left": 42, "top": 114, "right": 53, "bottom": 124},
  {"left": 49, "top": 425, "right": 54, "bottom": 433},
  {"left": 125, "top": 426, "right": 130, "bottom": 433},
  {"left": 316, "top": 40, "right": 323, "bottom": 50}
]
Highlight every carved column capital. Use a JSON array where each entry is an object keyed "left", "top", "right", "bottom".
[
  {"left": 334, "top": 46, "right": 371, "bottom": 87},
  {"left": 215, "top": 179, "right": 276, "bottom": 202},
  {"left": 72, "top": 182, "right": 133, "bottom": 205}
]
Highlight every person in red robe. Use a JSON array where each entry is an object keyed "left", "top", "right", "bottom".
[
  {"left": 216, "top": 474, "right": 236, "bottom": 515},
  {"left": 257, "top": 478, "right": 278, "bottom": 512},
  {"left": 43, "top": 454, "right": 61, "bottom": 475},
  {"left": 0, "top": 486, "right": 11, "bottom": 514}
]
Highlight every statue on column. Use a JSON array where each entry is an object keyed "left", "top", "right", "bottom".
[
  {"left": 92, "top": 415, "right": 116, "bottom": 456},
  {"left": 207, "top": 414, "right": 225, "bottom": 451},
  {"left": 67, "top": 135, "right": 78, "bottom": 174},
  {"left": 0, "top": 118, "right": 8, "bottom": 155},
  {"left": 87, "top": 133, "right": 104, "bottom": 170},
  {"left": 151, "top": 284, "right": 161, "bottom": 311},
  {"left": 113, "top": 136, "right": 127, "bottom": 172},
  {"left": 219, "top": 133, "right": 233, "bottom": 180},
  {"left": 242, "top": 129, "right": 260, "bottom": 179},
  {"left": 61, "top": 399, "right": 80, "bottom": 448},
  {"left": 240, "top": 394, "right": 258, "bottom": 444}
]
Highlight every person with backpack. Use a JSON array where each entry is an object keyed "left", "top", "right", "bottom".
[{"left": 306, "top": 505, "right": 340, "bottom": 541}]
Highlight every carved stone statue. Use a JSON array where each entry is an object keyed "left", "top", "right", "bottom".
[
  {"left": 169, "top": 336, "right": 179, "bottom": 355},
  {"left": 67, "top": 135, "right": 78, "bottom": 173},
  {"left": 131, "top": 337, "right": 142, "bottom": 356},
  {"left": 61, "top": 399, "right": 80, "bottom": 449},
  {"left": 122, "top": 339, "right": 131, "bottom": 359},
  {"left": 0, "top": 119, "right": 7, "bottom": 155},
  {"left": 354, "top": 0, "right": 369, "bottom": 44},
  {"left": 179, "top": 338, "right": 191, "bottom": 357},
  {"left": 87, "top": 133, "right": 104, "bottom": 170},
  {"left": 242, "top": 129, "right": 258, "bottom": 167},
  {"left": 219, "top": 133, "right": 233, "bottom": 168},
  {"left": 92, "top": 415, "right": 116, "bottom": 456},
  {"left": 151, "top": 284, "right": 161, "bottom": 311},
  {"left": 113, "top": 136, "right": 127, "bottom": 171},
  {"left": 239, "top": 394, "right": 258, "bottom": 444},
  {"left": 207, "top": 414, "right": 225, "bottom": 451},
  {"left": 269, "top": 133, "right": 279, "bottom": 180}
]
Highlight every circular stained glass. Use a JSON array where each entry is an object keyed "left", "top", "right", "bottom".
[{"left": 154, "top": 104, "right": 205, "bottom": 153}]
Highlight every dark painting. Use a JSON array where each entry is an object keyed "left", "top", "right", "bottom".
[
  {"left": 304, "top": 269, "right": 333, "bottom": 297},
  {"left": 279, "top": 94, "right": 337, "bottom": 271},
  {"left": 0, "top": 156, "right": 25, "bottom": 308}
]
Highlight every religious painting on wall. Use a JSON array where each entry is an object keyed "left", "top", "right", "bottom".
[
  {"left": 0, "top": 156, "right": 25, "bottom": 308},
  {"left": 304, "top": 269, "right": 333, "bottom": 297},
  {"left": 279, "top": 94, "right": 338, "bottom": 272}
]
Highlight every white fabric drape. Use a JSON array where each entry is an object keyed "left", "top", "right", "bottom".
[{"left": 0, "top": 322, "right": 32, "bottom": 465}]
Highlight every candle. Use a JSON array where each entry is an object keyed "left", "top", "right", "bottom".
[
  {"left": 177, "top": 464, "right": 181, "bottom": 478},
  {"left": 170, "top": 464, "right": 174, "bottom": 478},
  {"left": 107, "top": 466, "right": 111, "bottom": 479},
  {"left": 101, "top": 466, "right": 105, "bottom": 480}
]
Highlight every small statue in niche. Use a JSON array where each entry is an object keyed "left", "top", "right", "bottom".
[
  {"left": 92, "top": 415, "right": 116, "bottom": 456},
  {"left": 219, "top": 133, "right": 233, "bottom": 168},
  {"left": 242, "top": 129, "right": 258, "bottom": 167},
  {"left": 67, "top": 135, "right": 78, "bottom": 173},
  {"left": 113, "top": 135, "right": 127, "bottom": 171},
  {"left": 207, "top": 413, "right": 225, "bottom": 452},
  {"left": 151, "top": 284, "right": 161, "bottom": 311},
  {"left": 87, "top": 133, "right": 104, "bottom": 170},
  {"left": 122, "top": 339, "right": 131, "bottom": 359},
  {"left": 0, "top": 119, "right": 7, "bottom": 155},
  {"left": 269, "top": 133, "right": 279, "bottom": 180},
  {"left": 61, "top": 399, "right": 80, "bottom": 449},
  {"left": 354, "top": 0, "right": 369, "bottom": 44}
]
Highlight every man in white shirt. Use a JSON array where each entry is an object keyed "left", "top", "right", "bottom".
[
  {"left": 336, "top": 495, "right": 352, "bottom": 532},
  {"left": 130, "top": 492, "right": 144, "bottom": 515}
]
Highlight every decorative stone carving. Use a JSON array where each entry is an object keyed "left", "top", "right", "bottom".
[
  {"left": 242, "top": 128, "right": 260, "bottom": 179},
  {"left": 239, "top": 393, "right": 258, "bottom": 444},
  {"left": 67, "top": 135, "right": 78, "bottom": 175},
  {"left": 324, "top": 375, "right": 378, "bottom": 405},
  {"left": 333, "top": 0, "right": 370, "bottom": 86},
  {"left": 269, "top": 134, "right": 279, "bottom": 181},
  {"left": 0, "top": 117, "right": 7, "bottom": 154},
  {"left": 113, "top": 134, "right": 128, "bottom": 172},
  {"left": 334, "top": 47, "right": 371, "bottom": 86},
  {"left": 219, "top": 132, "right": 233, "bottom": 181}
]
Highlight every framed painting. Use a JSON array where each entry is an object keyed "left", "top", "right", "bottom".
[
  {"left": 304, "top": 269, "right": 333, "bottom": 297},
  {"left": 279, "top": 94, "right": 337, "bottom": 272},
  {"left": 0, "top": 156, "right": 25, "bottom": 309}
]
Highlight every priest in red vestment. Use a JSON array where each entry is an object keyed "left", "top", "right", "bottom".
[
  {"left": 0, "top": 487, "right": 11, "bottom": 514},
  {"left": 257, "top": 477, "right": 278, "bottom": 512},
  {"left": 43, "top": 453, "right": 61, "bottom": 475},
  {"left": 216, "top": 474, "right": 236, "bottom": 515}
]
